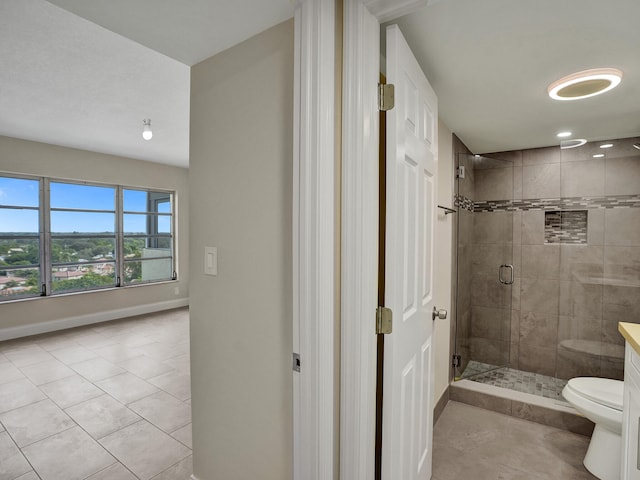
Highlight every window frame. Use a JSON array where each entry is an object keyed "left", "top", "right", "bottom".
[{"left": 0, "top": 173, "right": 177, "bottom": 302}]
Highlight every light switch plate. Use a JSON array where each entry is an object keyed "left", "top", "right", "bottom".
[{"left": 204, "top": 246, "right": 217, "bottom": 276}]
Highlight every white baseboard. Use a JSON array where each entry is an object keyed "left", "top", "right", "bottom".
[{"left": 0, "top": 297, "right": 189, "bottom": 341}]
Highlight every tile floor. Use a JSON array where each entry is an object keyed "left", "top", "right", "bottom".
[
  {"left": 0, "top": 307, "right": 191, "bottom": 480},
  {"left": 433, "top": 401, "right": 596, "bottom": 480},
  {"left": 461, "top": 360, "right": 568, "bottom": 400}
]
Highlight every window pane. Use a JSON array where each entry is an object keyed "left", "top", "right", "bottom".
[
  {"left": 0, "top": 208, "right": 39, "bottom": 234},
  {"left": 123, "top": 189, "right": 147, "bottom": 212},
  {"left": 51, "top": 238, "right": 115, "bottom": 264},
  {"left": 0, "top": 177, "right": 39, "bottom": 207},
  {"left": 156, "top": 201, "right": 171, "bottom": 214},
  {"left": 158, "top": 216, "right": 171, "bottom": 234},
  {"left": 156, "top": 237, "right": 172, "bottom": 249},
  {"left": 50, "top": 183, "right": 115, "bottom": 210},
  {"left": 0, "top": 239, "right": 39, "bottom": 266},
  {"left": 124, "top": 238, "right": 145, "bottom": 259},
  {"left": 124, "top": 238, "right": 173, "bottom": 259},
  {"left": 123, "top": 214, "right": 147, "bottom": 234},
  {"left": 51, "top": 263, "right": 115, "bottom": 293},
  {"left": 124, "top": 257, "right": 172, "bottom": 284},
  {"left": 0, "top": 266, "right": 40, "bottom": 299},
  {"left": 51, "top": 211, "right": 115, "bottom": 234}
]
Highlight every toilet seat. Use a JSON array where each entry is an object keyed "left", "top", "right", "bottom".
[{"left": 565, "top": 377, "right": 623, "bottom": 411}]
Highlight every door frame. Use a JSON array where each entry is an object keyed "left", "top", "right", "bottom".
[
  {"left": 293, "top": 1, "right": 336, "bottom": 479},
  {"left": 293, "top": 1, "right": 431, "bottom": 479}
]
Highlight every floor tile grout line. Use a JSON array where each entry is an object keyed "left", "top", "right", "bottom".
[
  {"left": 79, "top": 460, "right": 142, "bottom": 480},
  {"left": 1, "top": 308, "right": 191, "bottom": 480},
  {"left": 1, "top": 419, "right": 41, "bottom": 480}
]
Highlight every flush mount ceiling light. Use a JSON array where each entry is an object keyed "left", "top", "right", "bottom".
[
  {"left": 560, "top": 139, "right": 587, "bottom": 149},
  {"left": 142, "top": 119, "right": 153, "bottom": 140},
  {"left": 557, "top": 131, "right": 572, "bottom": 138},
  {"left": 548, "top": 68, "right": 623, "bottom": 101},
  {"left": 593, "top": 153, "right": 605, "bottom": 158},
  {"left": 599, "top": 144, "right": 614, "bottom": 149}
]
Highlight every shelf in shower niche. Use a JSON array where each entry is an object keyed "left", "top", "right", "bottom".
[{"left": 558, "top": 339, "right": 624, "bottom": 360}]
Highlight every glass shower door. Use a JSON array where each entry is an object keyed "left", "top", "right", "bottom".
[{"left": 454, "top": 153, "right": 514, "bottom": 380}]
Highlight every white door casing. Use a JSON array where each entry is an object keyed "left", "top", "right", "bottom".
[
  {"left": 293, "top": 1, "right": 336, "bottom": 480},
  {"left": 382, "top": 24, "right": 438, "bottom": 480}
]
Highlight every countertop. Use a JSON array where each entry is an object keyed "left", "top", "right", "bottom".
[{"left": 619, "top": 322, "right": 640, "bottom": 355}]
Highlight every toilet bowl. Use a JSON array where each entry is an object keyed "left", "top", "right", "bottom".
[{"left": 562, "top": 377, "right": 624, "bottom": 480}]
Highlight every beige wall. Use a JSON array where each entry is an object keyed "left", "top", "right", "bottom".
[
  {"left": 434, "top": 120, "right": 454, "bottom": 403},
  {"left": 0, "top": 135, "right": 189, "bottom": 336},
  {"left": 189, "top": 20, "right": 294, "bottom": 480}
]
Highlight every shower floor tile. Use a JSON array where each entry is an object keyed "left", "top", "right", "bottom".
[{"left": 460, "top": 360, "right": 567, "bottom": 401}]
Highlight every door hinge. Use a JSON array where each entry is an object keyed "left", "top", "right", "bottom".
[
  {"left": 378, "top": 83, "right": 395, "bottom": 111},
  {"left": 452, "top": 354, "right": 461, "bottom": 368},
  {"left": 292, "top": 353, "right": 301, "bottom": 373},
  {"left": 376, "top": 306, "right": 393, "bottom": 334}
]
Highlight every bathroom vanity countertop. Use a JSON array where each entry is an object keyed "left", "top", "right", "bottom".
[{"left": 619, "top": 322, "right": 640, "bottom": 355}]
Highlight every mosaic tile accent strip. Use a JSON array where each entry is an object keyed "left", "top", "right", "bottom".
[
  {"left": 454, "top": 194, "right": 474, "bottom": 212},
  {"left": 460, "top": 360, "right": 567, "bottom": 401},
  {"left": 544, "top": 210, "right": 588, "bottom": 244},
  {"left": 473, "top": 194, "right": 640, "bottom": 213}
]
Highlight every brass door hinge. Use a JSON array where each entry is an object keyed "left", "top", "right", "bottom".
[
  {"left": 376, "top": 306, "right": 393, "bottom": 334},
  {"left": 378, "top": 83, "right": 395, "bottom": 111}
]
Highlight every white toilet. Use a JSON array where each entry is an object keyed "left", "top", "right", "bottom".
[{"left": 562, "top": 377, "right": 624, "bottom": 480}]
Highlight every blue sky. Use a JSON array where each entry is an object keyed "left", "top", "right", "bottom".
[{"left": 0, "top": 177, "right": 170, "bottom": 234}]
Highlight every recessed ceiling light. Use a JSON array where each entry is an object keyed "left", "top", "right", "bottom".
[
  {"left": 557, "top": 131, "right": 572, "bottom": 138},
  {"left": 593, "top": 154, "right": 605, "bottom": 158},
  {"left": 560, "top": 139, "right": 587, "bottom": 149},
  {"left": 548, "top": 68, "right": 623, "bottom": 101},
  {"left": 599, "top": 144, "right": 613, "bottom": 149}
]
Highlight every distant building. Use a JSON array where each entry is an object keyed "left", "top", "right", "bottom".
[{"left": 52, "top": 270, "right": 85, "bottom": 280}]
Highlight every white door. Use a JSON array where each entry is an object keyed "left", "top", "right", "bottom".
[{"left": 381, "top": 24, "right": 438, "bottom": 480}]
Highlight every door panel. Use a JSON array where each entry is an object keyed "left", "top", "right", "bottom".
[{"left": 382, "top": 24, "right": 438, "bottom": 480}]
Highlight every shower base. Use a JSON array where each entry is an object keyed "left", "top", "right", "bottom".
[
  {"left": 449, "top": 361, "right": 593, "bottom": 435},
  {"left": 460, "top": 360, "right": 567, "bottom": 401}
]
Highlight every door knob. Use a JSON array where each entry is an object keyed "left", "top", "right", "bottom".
[{"left": 432, "top": 306, "right": 447, "bottom": 321}]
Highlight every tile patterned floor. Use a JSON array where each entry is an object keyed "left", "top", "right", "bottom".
[
  {"left": 461, "top": 360, "right": 567, "bottom": 400},
  {"left": 433, "top": 401, "right": 596, "bottom": 480},
  {"left": 0, "top": 307, "right": 191, "bottom": 480}
]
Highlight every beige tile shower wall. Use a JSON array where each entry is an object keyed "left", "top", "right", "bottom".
[{"left": 483, "top": 136, "right": 640, "bottom": 381}]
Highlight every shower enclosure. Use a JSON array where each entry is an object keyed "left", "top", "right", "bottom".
[{"left": 453, "top": 136, "right": 640, "bottom": 400}]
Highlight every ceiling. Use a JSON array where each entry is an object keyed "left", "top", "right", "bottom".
[
  {"left": 0, "top": 0, "right": 294, "bottom": 168},
  {"left": 1, "top": 0, "right": 639, "bottom": 168},
  {"left": 391, "top": 0, "right": 640, "bottom": 154}
]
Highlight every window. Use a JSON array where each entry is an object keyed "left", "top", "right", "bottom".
[
  {"left": 0, "top": 174, "right": 176, "bottom": 301},
  {"left": 123, "top": 189, "right": 174, "bottom": 285},
  {"left": 0, "top": 177, "right": 41, "bottom": 299},
  {"left": 50, "top": 182, "right": 117, "bottom": 294}
]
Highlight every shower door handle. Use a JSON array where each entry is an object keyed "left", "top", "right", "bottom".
[{"left": 499, "top": 264, "right": 514, "bottom": 285}]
